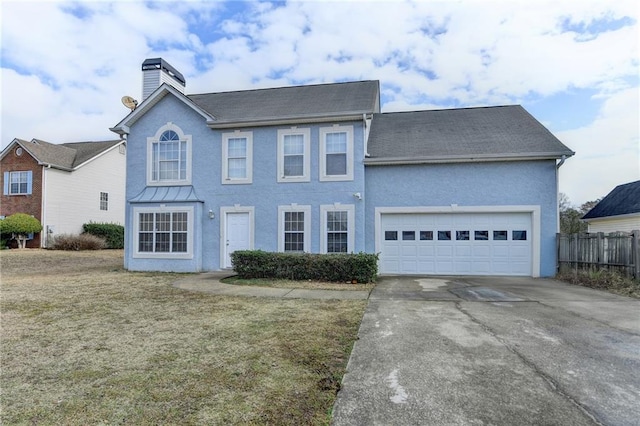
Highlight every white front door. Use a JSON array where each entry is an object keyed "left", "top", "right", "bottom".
[{"left": 224, "top": 212, "right": 251, "bottom": 268}]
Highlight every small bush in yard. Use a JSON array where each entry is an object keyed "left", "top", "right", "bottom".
[
  {"left": 50, "top": 234, "right": 107, "bottom": 251},
  {"left": 0, "top": 213, "right": 43, "bottom": 249},
  {"left": 82, "top": 222, "right": 124, "bottom": 249},
  {"left": 231, "top": 250, "right": 378, "bottom": 283}
]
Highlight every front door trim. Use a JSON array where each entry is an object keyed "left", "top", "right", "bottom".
[{"left": 220, "top": 205, "right": 255, "bottom": 269}]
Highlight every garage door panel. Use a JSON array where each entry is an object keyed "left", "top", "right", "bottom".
[{"left": 380, "top": 212, "right": 532, "bottom": 276}]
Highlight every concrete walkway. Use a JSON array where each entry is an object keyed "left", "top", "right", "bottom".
[
  {"left": 172, "top": 272, "right": 371, "bottom": 300},
  {"left": 331, "top": 276, "right": 640, "bottom": 426}
]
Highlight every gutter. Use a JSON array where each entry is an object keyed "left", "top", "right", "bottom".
[
  {"left": 206, "top": 113, "right": 371, "bottom": 129},
  {"left": 364, "top": 152, "right": 575, "bottom": 166}
]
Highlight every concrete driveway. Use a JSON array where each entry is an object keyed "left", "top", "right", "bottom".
[{"left": 331, "top": 276, "right": 640, "bottom": 426}]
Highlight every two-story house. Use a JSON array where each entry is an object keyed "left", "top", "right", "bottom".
[
  {"left": 110, "top": 58, "right": 574, "bottom": 277},
  {"left": 1, "top": 138, "right": 126, "bottom": 247}
]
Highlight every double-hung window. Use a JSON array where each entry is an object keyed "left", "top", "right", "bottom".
[
  {"left": 4, "top": 171, "right": 32, "bottom": 195},
  {"left": 99, "top": 192, "right": 108, "bottom": 211},
  {"left": 134, "top": 206, "right": 193, "bottom": 259},
  {"left": 222, "top": 131, "right": 253, "bottom": 184},
  {"left": 319, "top": 125, "right": 354, "bottom": 181},
  {"left": 278, "top": 205, "right": 311, "bottom": 252},
  {"left": 320, "top": 204, "right": 355, "bottom": 253},
  {"left": 277, "top": 128, "right": 310, "bottom": 182},
  {"left": 147, "top": 123, "right": 191, "bottom": 185}
]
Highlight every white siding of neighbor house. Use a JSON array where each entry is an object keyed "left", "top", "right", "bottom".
[
  {"left": 587, "top": 215, "right": 640, "bottom": 233},
  {"left": 42, "top": 146, "right": 126, "bottom": 244}
]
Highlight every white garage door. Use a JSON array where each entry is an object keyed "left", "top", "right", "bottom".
[{"left": 380, "top": 212, "right": 532, "bottom": 276}]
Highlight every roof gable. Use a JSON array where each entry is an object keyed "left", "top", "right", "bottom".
[
  {"left": 365, "top": 105, "right": 575, "bottom": 164},
  {"left": 1, "top": 138, "right": 122, "bottom": 170},
  {"left": 582, "top": 180, "right": 640, "bottom": 220},
  {"left": 110, "top": 84, "right": 214, "bottom": 135}
]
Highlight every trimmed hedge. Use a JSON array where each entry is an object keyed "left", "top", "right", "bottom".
[
  {"left": 231, "top": 250, "right": 378, "bottom": 283},
  {"left": 82, "top": 222, "right": 124, "bottom": 249}
]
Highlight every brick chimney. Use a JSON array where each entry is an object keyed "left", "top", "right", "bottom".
[{"left": 141, "top": 58, "right": 185, "bottom": 101}]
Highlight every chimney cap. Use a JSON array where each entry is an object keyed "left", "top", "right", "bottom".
[{"left": 141, "top": 58, "right": 185, "bottom": 86}]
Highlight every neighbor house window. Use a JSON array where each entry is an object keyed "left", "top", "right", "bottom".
[
  {"left": 3, "top": 171, "right": 32, "bottom": 195},
  {"left": 319, "top": 125, "right": 354, "bottom": 181},
  {"left": 278, "top": 205, "right": 311, "bottom": 252},
  {"left": 277, "top": 128, "right": 310, "bottom": 182},
  {"left": 222, "top": 131, "right": 253, "bottom": 184},
  {"left": 147, "top": 123, "right": 191, "bottom": 185},
  {"left": 320, "top": 204, "right": 355, "bottom": 253},
  {"left": 133, "top": 206, "right": 193, "bottom": 259},
  {"left": 100, "top": 192, "right": 108, "bottom": 211}
]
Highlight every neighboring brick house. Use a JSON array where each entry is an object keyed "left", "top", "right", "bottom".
[{"left": 1, "top": 138, "right": 126, "bottom": 247}]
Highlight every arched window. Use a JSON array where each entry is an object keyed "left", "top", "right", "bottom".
[{"left": 148, "top": 124, "right": 191, "bottom": 184}]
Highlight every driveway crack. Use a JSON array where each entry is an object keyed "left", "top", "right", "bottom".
[{"left": 454, "top": 302, "right": 603, "bottom": 426}]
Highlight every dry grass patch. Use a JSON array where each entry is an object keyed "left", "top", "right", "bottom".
[{"left": 1, "top": 250, "right": 366, "bottom": 425}]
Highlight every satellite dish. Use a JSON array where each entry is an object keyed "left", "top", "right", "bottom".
[{"left": 121, "top": 95, "right": 138, "bottom": 111}]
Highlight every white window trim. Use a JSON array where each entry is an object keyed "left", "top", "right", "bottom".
[
  {"left": 146, "top": 122, "right": 192, "bottom": 186},
  {"left": 277, "top": 128, "right": 311, "bottom": 183},
  {"left": 374, "top": 205, "right": 541, "bottom": 277},
  {"left": 132, "top": 205, "right": 194, "bottom": 259},
  {"left": 320, "top": 204, "right": 355, "bottom": 253},
  {"left": 278, "top": 204, "right": 311, "bottom": 252},
  {"left": 222, "top": 131, "right": 253, "bottom": 185},
  {"left": 319, "top": 125, "right": 354, "bottom": 182},
  {"left": 8, "top": 171, "right": 30, "bottom": 195}
]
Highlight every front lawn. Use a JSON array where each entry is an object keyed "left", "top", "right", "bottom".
[{"left": 0, "top": 250, "right": 366, "bottom": 425}]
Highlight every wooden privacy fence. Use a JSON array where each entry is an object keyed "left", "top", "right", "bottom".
[{"left": 557, "top": 231, "right": 640, "bottom": 278}]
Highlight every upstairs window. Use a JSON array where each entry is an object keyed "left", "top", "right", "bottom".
[
  {"left": 222, "top": 131, "right": 253, "bottom": 184},
  {"left": 319, "top": 125, "right": 354, "bottom": 181},
  {"left": 3, "top": 171, "right": 32, "bottom": 195},
  {"left": 147, "top": 123, "right": 191, "bottom": 185},
  {"left": 277, "top": 128, "right": 310, "bottom": 182},
  {"left": 100, "top": 192, "right": 109, "bottom": 211}
]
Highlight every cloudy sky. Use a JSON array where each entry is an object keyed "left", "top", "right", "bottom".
[{"left": 1, "top": 0, "right": 638, "bottom": 206}]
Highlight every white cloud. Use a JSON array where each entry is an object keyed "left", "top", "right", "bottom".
[
  {"left": 557, "top": 87, "right": 640, "bottom": 204},
  {"left": 1, "top": 0, "right": 638, "bottom": 206}
]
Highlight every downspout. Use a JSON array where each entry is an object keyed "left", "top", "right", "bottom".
[
  {"left": 555, "top": 155, "right": 567, "bottom": 233},
  {"left": 41, "top": 166, "right": 47, "bottom": 247}
]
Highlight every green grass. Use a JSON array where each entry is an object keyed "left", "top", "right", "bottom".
[{"left": 0, "top": 250, "right": 366, "bottom": 425}]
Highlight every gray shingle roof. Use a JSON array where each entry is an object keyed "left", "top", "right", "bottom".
[
  {"left": 8, "top": 139, "right": 122, "bottom": 170},
  {"left": 365, "top": 105, "right": 574, "bottom": 163},
  {"left": 582, "top": 180, "right": 640, "bottom": 220},
  {"left": 188, "top": 80, "right": 380, "bottom": 124}
]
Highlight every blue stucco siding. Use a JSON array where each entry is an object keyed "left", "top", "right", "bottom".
[
  {"left": 364, "top": 160, "right": 560, "bottom": 276},
  {"left": 124, "top": 93, "right": 367, "bottom": 271}
]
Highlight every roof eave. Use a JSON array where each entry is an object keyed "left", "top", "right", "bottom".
[
  {"left": 582, "top": 211, "right": 640, "bottom": 222},
  {"left": 206, "top": 112, "right": 371, "bottom": 129},
  {"left": 364, "top": 152, "right": 575, "bottom": 166}
]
